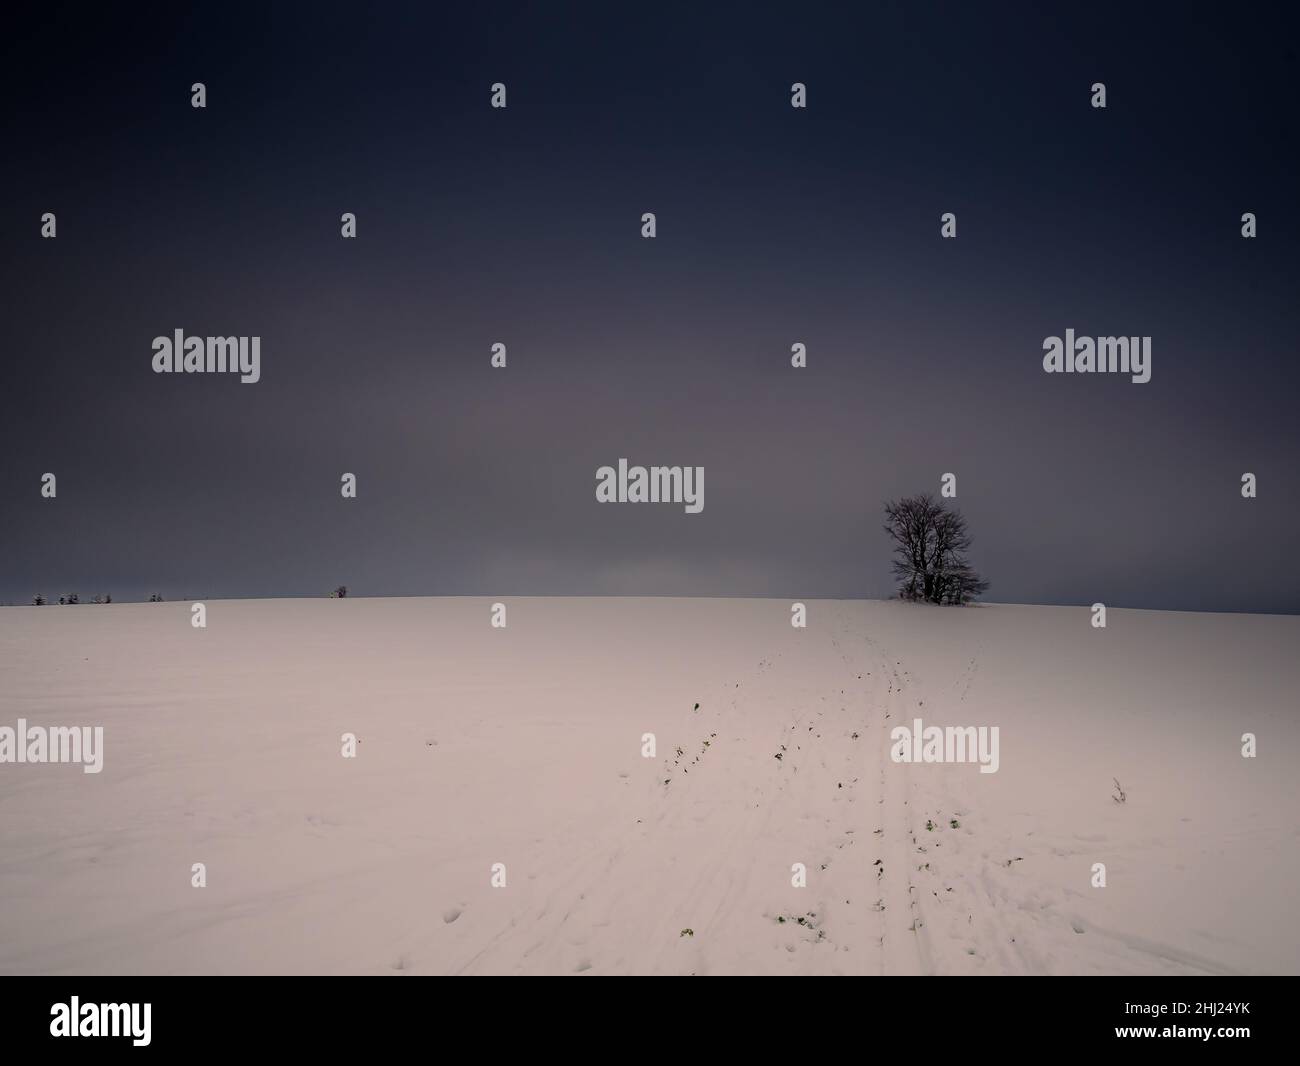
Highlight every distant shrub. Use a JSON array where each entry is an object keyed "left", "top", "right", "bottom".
[
  {"left": 65, "top": 593, "right": 79, "bottom": 605},
  {"left": 332, "top": 585, "right": 348, "bottom": 599},
  {"left": 149, "top": 593, "right": 164, "bottom": 602},
  {"left": 33, "top": 594, "right": 46, "bottom": 606}
]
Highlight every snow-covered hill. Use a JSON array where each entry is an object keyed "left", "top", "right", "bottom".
[{"left": 0, "top": 597, "right": 1295, "bottom": 975}]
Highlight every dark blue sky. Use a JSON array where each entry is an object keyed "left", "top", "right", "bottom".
[{"left": 2, "top": 1, "right": 1297, "bottom": 611}]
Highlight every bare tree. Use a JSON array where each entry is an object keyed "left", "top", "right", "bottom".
[{"left": 884, "top": 494, "right": 988, "bottom": 605}]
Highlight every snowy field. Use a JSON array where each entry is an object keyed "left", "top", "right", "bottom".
[{"left": 0, "top": 596, "right": 1296, "bottom": 976}]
